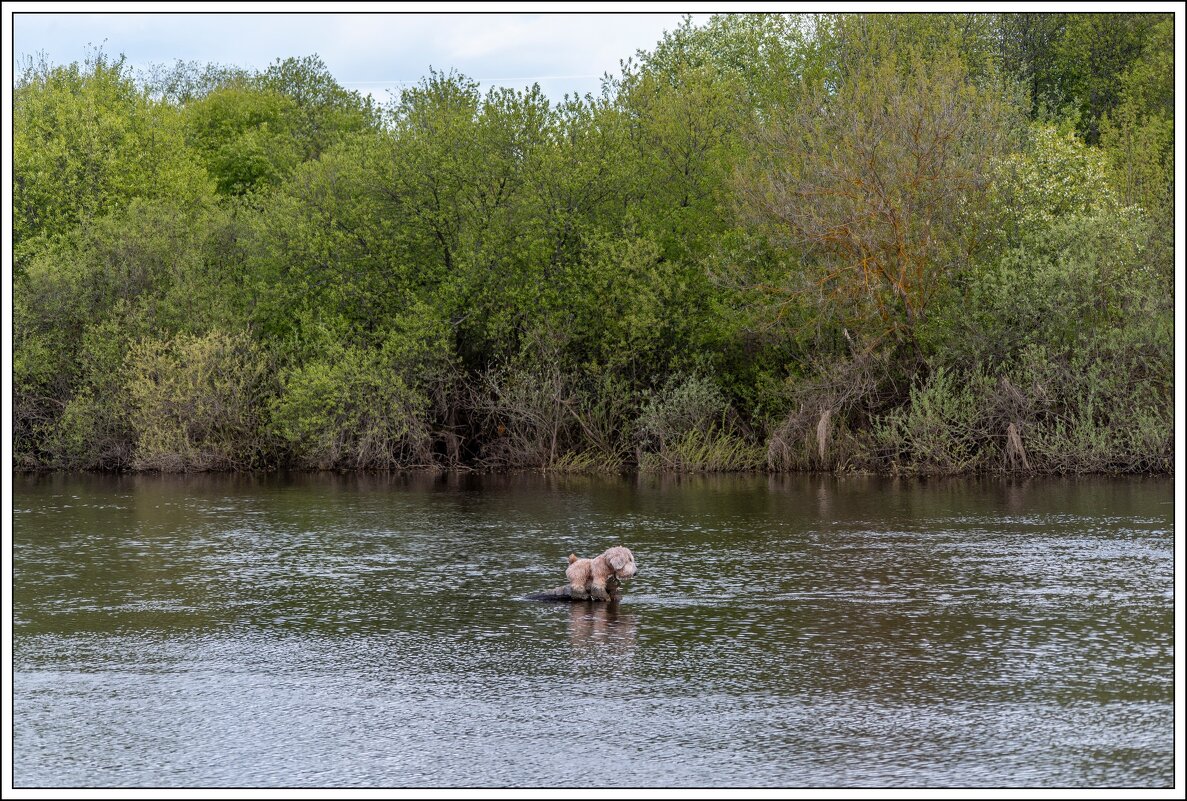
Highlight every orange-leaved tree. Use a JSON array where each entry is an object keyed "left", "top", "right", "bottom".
[{"left": 739, "top": 39, "right": 1020, "bottom": 357}]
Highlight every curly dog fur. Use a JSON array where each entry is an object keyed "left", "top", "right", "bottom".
[{"left": 565, "top": 545, "right": 637, "bottom": 601}]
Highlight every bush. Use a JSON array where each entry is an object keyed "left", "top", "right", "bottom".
[
  {"left": 562, "top": 373, "right": 638, "bottom": 471},
  {"left": 636, "top": 373, "right": 729, "bottom": 445},
  {"left": 1009, "top": 345, "right": 1172, "bottom": 473},
  {"left": 765, "top": 351, "right": 896, "bottom": 472},
  {"left": 270, "top": 313, "right": 452, "bottom": 469},
  {"left": 470, "top": 361, "right": 577, "bottom": 470},
  {"left": 922, "top": 197, "right": 1171, "bottom": 474},
  {"left": 873, "top": 368, "right": 998, "bottom": 474},
  {"left": 990, "top": 121, "right": 1119, "bottom": 243},
  {"left": 47, "top": 318, "right": 137, "bottom": 469},
  {"left": 635, "top": 374, "right": 761, "bottom": 472},
  {"left": 271, "top": 347, "right": 432, "bottom": 469},
  {"left": 126, "top": 329, "right": 272, "bottom": 471}
]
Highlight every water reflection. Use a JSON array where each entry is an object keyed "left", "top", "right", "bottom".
[{"left": 568, "top": 602, "right": 638, "bottom": 657}]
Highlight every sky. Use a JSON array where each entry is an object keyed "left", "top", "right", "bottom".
[{"left": 12, "top": 11, "right": 710, "bottom": 103}]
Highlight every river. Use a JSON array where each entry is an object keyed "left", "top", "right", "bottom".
[{"left": 12, "top": 472, "right": 1175, "bottom": 788}]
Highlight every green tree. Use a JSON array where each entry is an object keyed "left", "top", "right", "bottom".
[
  {"left": 257, "top": 55, "right": 379, "bottom": 160},
  {"left": 183, "top": 83, "right": 301, "bottom": 195},
  {"left": 1053, "top": 13, "right": 1163, "bottom": 143},
  {"left": 246, "top": 131, "right": 399, "bottom": 349},
  {"left": 991, "top": 13, "right": 1168, "bottom": 141},
  {"left": 1099, "top": 16, "right": 1173, "bottom": 215},
  {"left": 993, "top": 12, "right": 1068, "bottom": 117},
  {"left": 377, "top": 73, "right": 553, "bottom": 365},
  {"left": 141, "top": 58, "right": 250, "bottom": 104},
  {"left": 13, "top": 51, "right": 211, "bottom": 270}
]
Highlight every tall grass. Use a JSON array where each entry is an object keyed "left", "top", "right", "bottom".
[{"left": 638, "top": 426, "right": 766, "bottom": 473}]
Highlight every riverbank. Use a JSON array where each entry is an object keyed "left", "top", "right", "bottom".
[{"left": 15, "top": 363, "right": 1172, "bottom": 476}]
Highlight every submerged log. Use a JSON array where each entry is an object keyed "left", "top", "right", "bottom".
[{"left": 524, "top": 578, "right": 622, "bottom": 603}]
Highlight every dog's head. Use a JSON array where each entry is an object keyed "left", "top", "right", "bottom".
[{"left": 602, "top": 546, "right": 637, "bottom": 580}]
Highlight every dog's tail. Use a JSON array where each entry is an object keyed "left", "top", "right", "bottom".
[{"left": 567, "top": 553, "right": 578, "bottom": 564}]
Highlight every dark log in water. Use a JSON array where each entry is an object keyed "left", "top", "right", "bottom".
[{"left": 523, "top": 583, "right": 621, "bottom": 602}]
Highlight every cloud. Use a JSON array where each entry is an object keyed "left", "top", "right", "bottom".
[{"left": 14, "top": 11, "right": 705, "bottom": 101}]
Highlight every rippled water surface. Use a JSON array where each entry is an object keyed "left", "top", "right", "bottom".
[{"left": 13, "top": 473, "right": 1174, "bottom": 788}]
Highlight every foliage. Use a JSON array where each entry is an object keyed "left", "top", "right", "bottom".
[
  {"left": 13, "top": 50, "right": 211, "bottom": 270},
  {"left": 184, "top": 84, "right": 302, "bottom": 195},
  {"left": 12, "top": 16, "right": 1173, "bottom": 475},
  {"left": 991, "top": 121, "right": 1119, "bottom": 240},
  {"left": 739, "top": 33, "right": 1020, "bottom": 352},
  {"left": 470, "top": 361, "right": 577, "bottom": 470},
  {"left": 125, "top": 330, "right": 273, "bottom": 471},
  {"left": 270, "top": 305, "right": 454, "bottom": 469},
  {"left": 1098, "top": 16, "right": 1174, "bottom": 215},
  {"left": 257, "top": 55, "right": 380, "bottom": 160},
  {"left": 634, "top": 374, "right": 762, "bottom": 472},
  {"left": 636, "top": 374, "right": 731, "bottom": 446},
  {"left": 991, "top": 12, "right": 1171, "bottom": 143},
  {"left": 874, "top": 368, "right": 999, "bottom": 474}
]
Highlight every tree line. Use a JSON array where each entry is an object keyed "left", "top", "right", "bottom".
[{"left": 13, "top": 13, "right": 1174, "bottom": 474}]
